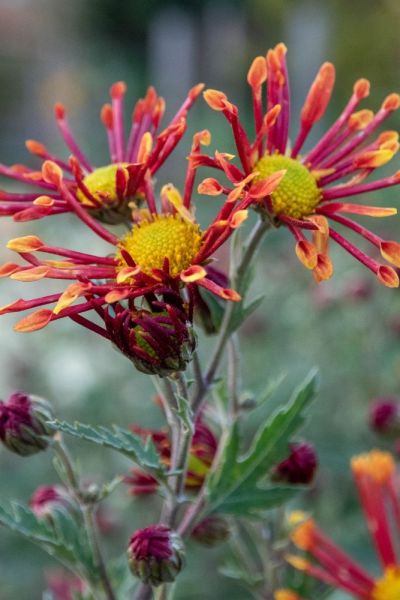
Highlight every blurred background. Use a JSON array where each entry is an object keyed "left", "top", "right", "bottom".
[{"left": 1, "top": 0, "right": 400, "bottom": 598}]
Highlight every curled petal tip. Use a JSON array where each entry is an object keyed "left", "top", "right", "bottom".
[
  {"left": 247, "top": 56, "right": 267, "bottom": 89},
  {"left": 7, "top": 235, "right": 44, "bottom": 252},
  {"left": 197, "top": 178, "right": 223, "bottom": 196},
  {"left": 180, "top": 265, "right": 207, "bottom": 283},
  {"left": 354, "top": 78, "right": 370, "bottom": 99},
  {"left": 14, "top": 309, "right": 53, "bottom": 333},
  {"left": 377, "top": 265, "right": 399, "bottom": 288},
  {"left": 381, "top": 241, "right": 400, "bottom": 268},
  {"left": 25, "top": 139, "right": 47, "bottom": 156},
  {"left": 42, "top": 160, "right": 63, "bottom": 186},
  {"left": 203, "top": 89, "right": 228, "bottom": 111},
  {"left": 100, "top": 104, "right": 113, "bottom": 128},
  {"left": 110, "top": 81, "right": 127, "bottom": 98},
  {"left": 295, "top": 240, "right": 317, "bottom": 270},
  {"left": 383, "top": 93, "right": 400, "bottom": 111}
]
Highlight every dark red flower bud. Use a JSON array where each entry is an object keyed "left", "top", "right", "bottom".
[
  {"left": 127, "top": 524, "right": 185, "bottom": 586},
  {"left": 0, "top": 391, "right": 54, "bottom": 456},
  {"left": 191, "top": 516, "right": 230, "bottom": 546},
  {"left": 29, "top": 485, "right": 76, "bottom": 520},
  {"left": 104, "top": 291, "right": 196, "bottom": 376},
  {"left": 369, "top": 397, "right": 400, "bottom": 435},
  {"left": 273, "top": 441, "right": 318, "bottom": 484}
]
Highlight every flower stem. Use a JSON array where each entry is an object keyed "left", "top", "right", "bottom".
[
  {"left": 191, "top": 218, "right": 271, "bottom": 414},
  {"left": 52, "top": 436, "right": 117, "bottom": 600}
]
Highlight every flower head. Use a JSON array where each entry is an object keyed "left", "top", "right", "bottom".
[
  {"left": 288, "top": 449, "right": 400, "bottom": 598},
  {"left": 201, "top": 43, "right": 400, "bottom": 287},
  {"left": 0, "top": 391, "right": 54, "bottom": 456},
  {"left": 273, "top": 441, "right": 318, "bottom": 484},
  {"left": 125, "top": 417, "right": 217, "bottom": 495},
  {"left": 104, "top": 291, "right": 196, "bottom": 376},
  {"left": 127, "top": 524, "right": 185, "bottom": 586},
  {"left": 0, "top": 82, "right": 204, "bottom": 224}
]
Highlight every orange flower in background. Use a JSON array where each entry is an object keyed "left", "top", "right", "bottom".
[
  {"left": 288, "top": 450, "right": 400, "bottom": 599},
  {"left": 0, "top": 82, "right": 203, "bottom": 224},
  {"left": 199, "top": 43, "right": 400, "bottom": 287}
]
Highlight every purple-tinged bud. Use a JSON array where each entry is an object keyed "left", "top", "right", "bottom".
[
  {"left": 369, "top": 398, "right": 400, "bottom": 436},
  {"left": 0, "top": 391, "right": 54, "bottom": 456},
  {"left": 127, "top": 524, "right": 185, "bottom": 586},
  {"left": 105, "top": 292, "right": 196, "bottom": 376},
  {"left": 273, "top": 442, "right": 318, "bottom": 485},
  {"left": 30, "top": 485, "right": 76, "bottom": 520},
  {"left": 191, "top": 516, "right": 230, "bottom": 547}
]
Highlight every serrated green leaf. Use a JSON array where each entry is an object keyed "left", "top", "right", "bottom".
[
  {"left": 48, "top": 420, "right": 163, "bottom": 475},
  {"left": 0, "top": 502, "right": 96, "bottom": 576},
  {"left": 205, "top": 370, "right": 318, "bottom": 516}
]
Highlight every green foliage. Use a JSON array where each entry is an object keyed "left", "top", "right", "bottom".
[
  {"left": 48, "top": 420, "right": 163, "bottom": 475},
  {"left": 205, "top": 370, "right": 318, "bottom": 516},
  {"left": 0, "top": 502, "right": 96, "bottom": 577}
]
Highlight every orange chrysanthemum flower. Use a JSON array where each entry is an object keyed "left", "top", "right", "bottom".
[
  {"left": 288, "top": 450, "right": 400, "bottom": 599},
  {"left": 199, "top": 43, "right": 400, "bottom": 287},
  {"left": 0, "top": 82, "right": 203, "bottom": 224},
  {"left": 0, "top": 140, "right": 283, "bottom": 334}
]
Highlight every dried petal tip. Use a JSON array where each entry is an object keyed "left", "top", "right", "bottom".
[
  {"left": 369, "top": 398, "right": 400, "bottom": 436},
  {"left": 0, "top": 392, "right": 54, "bottom": 456},
  {"left": 128, "top": 525, "right": 185, "bottom": 587},
  {"left": 191, "top": 516, "right": 230, "bottom": 547},
  {"left": 273, "top": 441, "right": 318, "bottom": 484}
]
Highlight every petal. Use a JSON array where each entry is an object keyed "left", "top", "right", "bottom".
[{"left": 14, "top": 309, "right": 53, "bottom": 332}]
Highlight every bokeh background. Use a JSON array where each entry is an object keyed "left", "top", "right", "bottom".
[{"left": 1, "top": 0, "right": 400, "bottom": 598}]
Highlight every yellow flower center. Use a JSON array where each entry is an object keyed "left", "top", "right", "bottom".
[
  {"left": 118, "top": 214, "right": 203, "bottom": 277},
  {"left": 254, "top": 154, "right": 321, "bottom": 219},
  {"left": 77, "top": 164, "right": 128, "bottom": 206},
  {"left": 372, "top": 567, "right": 400, "bottom": 600}
]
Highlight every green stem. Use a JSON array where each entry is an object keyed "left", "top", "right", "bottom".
[
  {"left": 191, "top": 219, "right": 271, "bottom": 414},
  {"left": 52, "top": 436, "right": 117, "bottom": 600}
]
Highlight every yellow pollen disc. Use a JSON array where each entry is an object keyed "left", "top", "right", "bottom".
[
  {"left": 118, "top": 214, "right": 203, "bottom": 277},
  {"left": 372, "top": 566, "right": 400, "bottom": 600},
  {"left": 77, "top": 164, "right": 128, "bottom": 206},
  {"left": 254, "top": 154, "right": 321, "bottom": 219}
]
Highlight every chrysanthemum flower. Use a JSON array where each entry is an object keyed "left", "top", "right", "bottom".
[
  {"left": 0, "top": 82, "right": 203, "bottom": 224},
  {"left": 200, "top": 43, "right": 400, "bottom": 287},
  {"left": 125, "top": 417, "right": 217, "bottom": 495},
  {"left": 0, "top": 144, "right": 283, "bottom": 335},
  {"left": 288, "top": 450, "right": 400, "bottom": 599}
]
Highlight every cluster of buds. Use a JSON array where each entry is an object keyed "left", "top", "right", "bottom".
[
  {"left": 0, "top": 392, "right": 54, "bottom": 456},
  {"left": 273, "top": 441, "right": 318, "bottom": 485},
  {"left": 127, "top": 524, "right": 185, "bottom": 587},
  {"left": 125, "top": 417, "right": 217, "bottom": 495},
  {"left": 104, "top": 291, "right": 196, "bottom": 376}
]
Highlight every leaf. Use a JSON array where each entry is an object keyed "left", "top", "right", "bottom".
[
  {"left": 48, "top": 420, "right": 163, "bottom": 475},
  {"left": 173, "top": 394, "right": 194, "bottom": 434},
  {"left": 0, "top": 502, "right": 96, "bottom": 576},
  {"left": 205, "top": 370, "right": 319, "bottom": 516}
]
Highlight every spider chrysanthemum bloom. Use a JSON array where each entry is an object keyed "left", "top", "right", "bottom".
[
  {"left": 0, "top": 82, "right": 203, "bottom": 224},
  {"left": 0, "top": 143, "right": 283, "bottom": 334},
  {"left": 200, "top": 43, "right": 400, "bottom": 287},
  {"left": 288, "top": 450, "right": 400, "bottom": 599}
]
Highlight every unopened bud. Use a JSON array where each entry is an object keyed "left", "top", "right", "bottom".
[
  {"left": 191, "top": 516, "right": 230, "bottom": 546},
  {"left": 30, "top": 485, "right": 76, "bottom": 520},
  {"left": 369, "top": 398, "right": 400, "bottom": 436},
  {"left": 0, "top": 391, "right": 54, "bottom": 456},
  {"left": 273, "top": 442, "right": 318, "bottom": 485},
  {"left": 128, "top": 524, "right": 185, "bottom": 586}
]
